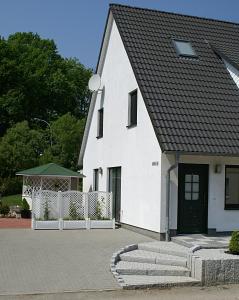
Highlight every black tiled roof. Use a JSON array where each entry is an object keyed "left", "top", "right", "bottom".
[{"left": 110, "top": 4, "right": 239, "bottom": 155}]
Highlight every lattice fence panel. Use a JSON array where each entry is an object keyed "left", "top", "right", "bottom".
[
  {"left": 23, "top": 176, "right": 41, "bottom": 196},
  {"left": 33, "top": 190, "right": 59, "bottom": 220},
  {"left": 61, "top": 191, "right": 86, "bottom": 220},
  {"left": 88, "top": 192, "right": 112, "bottom": 220},
  {"left": 42, "top": 178, "right": 69, "bottom": 192}
]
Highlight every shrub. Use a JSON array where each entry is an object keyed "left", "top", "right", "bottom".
[
  {"left": 0, "top": 177, "right": 22, "bottom": 196},
  {"left": 21, "top": 198, "right": 31, "bottom": 218},
  {"left": 0, "top": 205, "right": 10, "bottom": 216},
  {"left": 69, "top": 201, "right": 79, "bottom": 220},
  {"left": 43, "top": 200, "right": 50, "bottom": 220},
  {"left": 22, "top": 198, "right": 30, "bottom": 210},
  {"left": 229, "top": 231, "right": 239, "bottom": 254}
]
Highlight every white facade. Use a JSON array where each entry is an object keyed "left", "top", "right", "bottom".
[
  {"left": 162, "top": 154, "right": 239, "bottom": 233},
  {"left": 83, "top": 20, "right": 162, "bottom": 233},
  {"left": 82, "top": 18, "right": 239, "bottom": 235}
]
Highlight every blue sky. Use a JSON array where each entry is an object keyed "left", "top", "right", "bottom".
[{"left": 1, "top": 0, "right": 239, "bottom": 70}]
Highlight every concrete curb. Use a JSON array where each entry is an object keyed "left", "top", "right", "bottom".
[{"left": 110, "top": 244, "right": 138, "bottom": 288}]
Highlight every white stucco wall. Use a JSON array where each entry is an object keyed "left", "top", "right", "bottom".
[
  {"left": 83, "top": 20, "right": 162, "bottom": 232},
  {"left": 161, "top": 154, "right": 239, "bottom": 233}
]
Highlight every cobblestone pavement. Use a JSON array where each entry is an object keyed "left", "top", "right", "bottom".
[
  {"left": 0, "top": 218, "right": 31, "bottom": 228},
  {"left": 0, "top": 228, "right": 153, "bottom": 295},
  {"left": 172, "top": 234, "right": 230, "bottom": 248}
]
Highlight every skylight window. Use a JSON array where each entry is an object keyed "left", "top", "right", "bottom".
[{"left": 173, "top": 40, "right": 197, "bottom": 58}]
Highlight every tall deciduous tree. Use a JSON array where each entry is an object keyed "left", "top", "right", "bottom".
[
  {"left": 0, "top": 32, "right": 92, "bottom": 136},
  {"left": 40, "top": 113, "right": 85, "bottom": 170}
]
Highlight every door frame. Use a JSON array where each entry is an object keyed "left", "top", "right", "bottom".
[
  {"left": 177, "top": 163, "right": 209, "bottom": 234},
  {"left": 107, "top": 166, "right": 122, "bottom": 222}
]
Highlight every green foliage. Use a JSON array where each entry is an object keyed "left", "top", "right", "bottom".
[
  {"left": 0, "top": 32, "right": 91, "bottom": 194},
  {"left": 0, "top": 32, "right": 92, "bottom": 135},
  {"left": 40, "top": 113, "right": 85, "bottom": 170},
  {"left": 22, "top": 198, "right": 30, "bottom": 211},
  {"left": 0, "top": 121, "right": 44, "bottom": 178},
  {"left": 0, "top": 177, "right": 22, "bottom": 196},
  {"left": 1, "top": 194, "right": 22, "bottom": 206},
  {"left": 95, "top": 198, "right": 105, "bottom": 220},
  {"left": 43, "top": 200, "right": 50, "bottom": 220},
  {"left": 69, "top": 201, "right": 79, "bottom": 220},
  {"left": 229, "top": 231, "right": 239, "bottom": 254},
  {"left": 0, "top": 204, "right": 10, "bottom": 216}
]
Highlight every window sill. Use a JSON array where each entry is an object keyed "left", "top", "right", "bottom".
[
  {"left": 126, "top": 124, "right": 137, "bottom": 129},
  {"left": 96, "top": 136, "right": 103, "bottom": 139},
  {"left": 224, "top": 205, "right": 239, "bottom": 210}
]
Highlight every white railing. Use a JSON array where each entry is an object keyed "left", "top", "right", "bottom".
[{"left": 31, "top": 190, "right": 114, "bottom": 230}]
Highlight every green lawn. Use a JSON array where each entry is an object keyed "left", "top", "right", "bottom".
[{"left": 1, "top": 194, "right": 22, "bottom": 206}]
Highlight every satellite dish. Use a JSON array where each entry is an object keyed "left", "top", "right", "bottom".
[{"left": 88, "top": 74, "right": 101, "bottom": 92}]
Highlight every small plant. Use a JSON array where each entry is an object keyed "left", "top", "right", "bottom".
[
  {"left": 22, "top": 198, "right": 30, "bottom": 210},
  {"left": 69, "top": 201, "right": 79, "bottom": 220},
  {"left": 43, "top": 200, "right": 50, "bottom": 220},
  {"left": 229, "top": 231, "right": 239, "bottom": 254},
  {"left": 95, "top": 197, "right": 105, "bottom": 220},
  {"left": 0, "top": 204, "right": 10, "bottom": 216},
  {"left": 21, "top": 198, "right": 31, "bottom": 218}
]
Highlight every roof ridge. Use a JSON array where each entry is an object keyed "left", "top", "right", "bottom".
[{"left": 109, "top": 3, "right": 239, "bottom": 27}]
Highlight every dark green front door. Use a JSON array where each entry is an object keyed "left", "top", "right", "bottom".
[
  {"left": 178, "top": 164, "right": 208, "bottom": 234},
  {"left": 108, "top": 167, "right": 121, "bottom": 222}
]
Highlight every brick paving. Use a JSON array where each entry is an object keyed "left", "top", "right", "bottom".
[
  {"left": 0, "top": 218, "right": 31, "bottom": 229},
  {"left": 0, "top": 228, "right": 153, "bottom": 295}
]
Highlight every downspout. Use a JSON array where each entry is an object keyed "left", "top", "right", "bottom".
[{"left": 165, "top": 152, "right": 180, "bottom": 242}]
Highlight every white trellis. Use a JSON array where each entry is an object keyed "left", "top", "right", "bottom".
[
  {"left": 32, "top": 190, "right": 114, "bottom": 230},
  {"left": 22, "top": 176, "right": 72, "bottom": 209}
]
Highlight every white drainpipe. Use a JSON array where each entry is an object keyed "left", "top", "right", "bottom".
[{"left": 166, "top": 152, "right": 180, "bottom": 242}]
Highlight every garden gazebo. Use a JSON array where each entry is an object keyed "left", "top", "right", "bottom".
[{"left": 16, "top": 163, "right": 84, "bottom": 209}]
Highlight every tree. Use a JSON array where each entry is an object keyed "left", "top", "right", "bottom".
[
  {"left": 0, "top": 121, "right": 45, "bottom": 195},
  {"left": 0, "top": 32, "right": 92, "bottom": 136},
  {"left": 40, "top": 113, "right": 85, "bottom": 170},
  {"left": 0, "top": 121, "right": 44, "bottom": 177}
]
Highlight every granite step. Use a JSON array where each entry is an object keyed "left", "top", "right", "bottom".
[
  {"left": 138, "top": 241, "right": 189, "bottom": 258},
  {"left": 120, "top": 249, "right": 187, "bottom": 267},
  {"left": 120, "top": 275, "right": 200, "bottom": 289},
  {"left": 116, "top": 261, "right": 191, "bottom": 276}
]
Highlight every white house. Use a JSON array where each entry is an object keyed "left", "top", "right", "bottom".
[{"left": 79, "top": 4, "right": 239, "bottom": 240}]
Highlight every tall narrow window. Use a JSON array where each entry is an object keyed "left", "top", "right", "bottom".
[
  {"left": 128, "top": 90, "right": 137, "bottom": 127},
  {"left": 97, "top": 108, "right": 104, "bottom": 138},
  {"left": 225, "top": 166, "right": 239, "bottom": 209},
  {"left": 93, "top": 169, "right": 99, "bottom": 191}
]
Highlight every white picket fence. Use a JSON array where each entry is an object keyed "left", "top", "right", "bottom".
[{"left": 31, "top": 190, "right": 115, "bottom": 230}]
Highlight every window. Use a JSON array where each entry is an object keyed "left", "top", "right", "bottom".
[
  {"left": 173, "top": 40, "right": 197, "bottom": 58},
  {"left": 128, "top": 90, "right": 137, "bottom": 127},
  {"left": 93, "top": 169, "right": 99, "bottom": 191},
  {"left": 97, "top": 108, "right": 104, "bottom": 138},
  {"left": 225, "top": 166, "right": 239, "bottom": 209},
  {"left": 184, "top": 174, "right": 199, "bottom": 201}
]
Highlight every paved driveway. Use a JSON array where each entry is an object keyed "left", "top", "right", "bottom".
[{"left": 0, "top": 228, "right": 153, "bottom": 295}]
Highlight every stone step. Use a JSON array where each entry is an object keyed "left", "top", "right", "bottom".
[
  {"left": 138, "top": 241, "right": 188, "bottom": 258},
  {"left": 120, "top": 275, "right": 201, "bottom": 289},
  {"left": 116, "top": 261, "right": 191, "bottom": 277},
  {"left": 120, "top": 249, "right": 187, "bottom": 267}
]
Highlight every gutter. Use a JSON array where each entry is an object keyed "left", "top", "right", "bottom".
[{"left": 165, "top": 152, "right": 180, "bottom": 242}]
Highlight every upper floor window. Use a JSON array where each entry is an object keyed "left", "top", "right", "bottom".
[
  {"left": 97, "top": 108, "right": 104, "bottom": 138},
  {"left": 128, "top": 90, "right": 137, "bottom": 128},
  {"left": 225, "top": 165, "right": 239, "bottom": 210},
  {"left": 173, "top": 39, "right": 197, "bottom": 58}
]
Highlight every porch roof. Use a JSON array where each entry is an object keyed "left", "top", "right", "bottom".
[{"left": 16, "top": 163, "right": 84, "bottom": 178}]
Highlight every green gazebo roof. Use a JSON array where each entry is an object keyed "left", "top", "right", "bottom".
[{"left": 16, "top": 163, "right": 84, "bottom": 178}]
